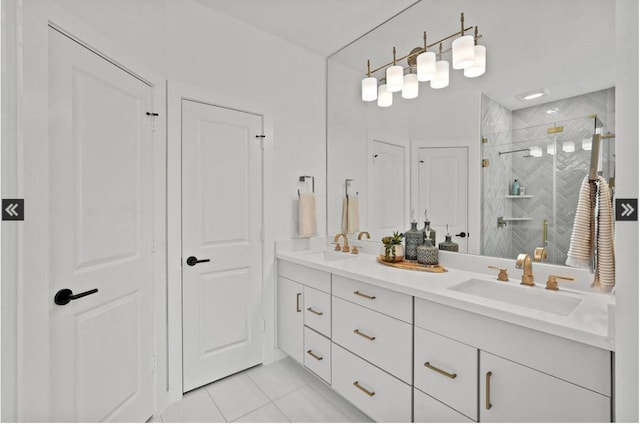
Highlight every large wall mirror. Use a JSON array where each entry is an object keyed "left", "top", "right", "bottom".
[{"left": 327, "top": 0, "right": 615, "bottom": 266}]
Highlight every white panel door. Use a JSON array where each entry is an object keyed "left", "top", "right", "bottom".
[
  {"left": 48, "top": 27, "right": 154, "bottom": 422},
  {"left": 369, "top": 139, "right": 407, "bottom": 239},
  {"left": 417, "top": 147, "right": 468, "bottom": 252},
  {"left": 182, "top": 100, "right": 263, "bottom": 392}
]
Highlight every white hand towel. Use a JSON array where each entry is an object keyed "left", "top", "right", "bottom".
[
  {"left": 593, "top": 176, "right": 615, "bottom": 292},
  {"left": 341, "top": 195, "right": 360, "bottom": 234},
  {"left": 566, "top": 175, "right": 596, "bottom": 270},
  {"left": 298, "top": 193, "right": 317, "bottom": 238}
]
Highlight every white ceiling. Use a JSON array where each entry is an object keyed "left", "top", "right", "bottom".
[
  {"left": 193, "top": 0, "right": 419, "bottom": 57},
  {"left": 194, "top": 0, "right": 615, "bottom": 110}
]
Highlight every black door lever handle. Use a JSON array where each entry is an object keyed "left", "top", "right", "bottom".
[
  {"left": 455, "top": 232, "right": 468, "bottom": 238},
  {"left": 186, "top": 256, "right": 211, "bottom": 266},
  {"left": 54, "top": 288, "right": 99, "bottom": 306}
]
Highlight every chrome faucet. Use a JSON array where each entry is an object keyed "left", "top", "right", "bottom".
[
  {"left": 334, "top": 233, "right": 350, "bottom": 253},
  {"left": 515, "top": 253, "right": 535, "bottom": 286}
]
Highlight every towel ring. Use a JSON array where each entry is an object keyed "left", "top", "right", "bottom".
[{"left": 298, "top": 175, "right": 315, "bottom": 197}]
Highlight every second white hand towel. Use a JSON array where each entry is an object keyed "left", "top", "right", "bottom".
[{"left": 298, "top": 193, "right": 317, "bottom": 238}]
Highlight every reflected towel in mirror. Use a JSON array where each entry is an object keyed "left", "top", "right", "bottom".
[
  {"left": 341, "top": 195, "right": 360, "bottom": 234},
  {"left": 298, "top": 193, "right": 317, "bottom": 238}
]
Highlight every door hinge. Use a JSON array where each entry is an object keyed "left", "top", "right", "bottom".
[
  {"left": 152, "top": 356, "right": 156, "bottom": 374},
  {"left": 146, "top": 112, "right": 159, "bottom": 131}
]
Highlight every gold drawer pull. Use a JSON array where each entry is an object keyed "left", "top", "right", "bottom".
[
  {"left": 353, "top": 290, "right": 376, "bottom": 300},
  {"left": 485, "top": 371, "right": 493, "bottom": 410},
  {"left": 306, "top": 307, "right": 323, "bottom": 316},
  {"left": 353, "top": 329, "right": 376, "bottom": 341},
  {"left": 424, "top": 361, "right": 458, "bottom": 379},
  {"left": 306, "top": 349, "right": 323, "bottom": 361},
  {"left": 296, "top": 293, "right": 301, "bottom": 312},
  {"left": 353, "top": 381, "right": 375, "bottom": 397}
]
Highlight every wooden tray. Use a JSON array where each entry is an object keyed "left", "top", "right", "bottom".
[{"left": 377, "top": 257, "right": 448, "bottom": 273}]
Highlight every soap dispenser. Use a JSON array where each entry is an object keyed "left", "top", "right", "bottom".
[
  {"left": 404, "top": 209, "right": 422, "bottom": 260},
  {"left": 422, "top": 209, "right": 436, "bottom": 246},
  {"left": 511, "top": 179, "right": 520, "bottom": 196},
  {"left": 439, "top": 224, "right": 459, "bottom": 252}
]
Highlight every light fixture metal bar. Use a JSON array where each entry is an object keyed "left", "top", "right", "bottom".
[{"left": 368, "top": 25, "right": 479, "bottom": 75}]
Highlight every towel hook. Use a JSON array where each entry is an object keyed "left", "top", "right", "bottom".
[
  {"left": 345, "top": 179, "right": 359, "bottom": 197},
  {"left": 298, "top": 175, "right": 315, "bottom": 197}
]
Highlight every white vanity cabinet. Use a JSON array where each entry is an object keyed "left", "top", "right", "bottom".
[
  {"left": 480, "top": 351, "right": 610, "bottom": 422},
  {"left": 276, "top": 260, "right": 331, "bottom": 373}
]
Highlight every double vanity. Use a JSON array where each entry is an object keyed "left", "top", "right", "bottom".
[{"left": 276, "top": 242, "right": 614, "bottom": 422}]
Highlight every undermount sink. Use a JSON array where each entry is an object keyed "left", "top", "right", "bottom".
[
  {"left": 302, "top": 250, "right": 357, "bottom": 262},
  {"left": 448, "top": 278, "right": 582, "bottom": 316}
]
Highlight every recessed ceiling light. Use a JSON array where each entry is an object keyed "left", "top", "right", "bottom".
[{"left": 517, "top": 89, "right": 549, "bottom": 101}]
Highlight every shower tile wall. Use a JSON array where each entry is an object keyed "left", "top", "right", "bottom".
[
  {"left": 482, "top": 88, "right": 615, "bottom": 264},
  {"left": 481, "top": 94, "right": 512, "bottom": 258}
]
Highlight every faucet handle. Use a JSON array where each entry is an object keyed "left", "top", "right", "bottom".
[
  {"left": 546, "top": 275, "right": 575, "bottom": 291},
  {"left": 351, "top": 246, "right": 359, "bottom": 254},
  {"left": 333, "top": 242, "right": 341, "bottom": 251},
  {"left": 534, "top": 247, "right": 548, "bottom": 262},
  {"left": 488, "top": 266, "right": 509, "bottom": 282}
]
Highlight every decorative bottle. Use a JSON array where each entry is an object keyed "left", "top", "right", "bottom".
[
  {"left": 404, "top": 210, "right": 422, "bottom": 260},
  {"left": 417, "top": 239, "right": 439, "bottom": 265},
  {"left": 511, "top": 179, "right": 520, "bottom": 196},
  {"left": 422, "top": 209, "right": 436, "bottom": 246},
  {"left": 438, "top": 224, "right": 459, "bottom": 252}
]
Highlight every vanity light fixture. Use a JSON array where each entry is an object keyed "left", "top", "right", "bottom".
[
  {"left": 517, "top": 89, "right": 549, "bottom": 101},
  {"left": 547, "top": 143, "right": 556, "bottom": 155},
  {"left": 562, "top": 141, "right": 575, "bottom": 153},
  {"left": 360, "top": 12, "right": 486, "bottom": 107},
  {"left": 582, "top": 138, "right": 593, "bottom": 151}
]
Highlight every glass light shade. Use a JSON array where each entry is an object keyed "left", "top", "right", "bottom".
[
  {"left": 582, "top": 138, "right": 593, "bottom": 151},
  {"left": 430, "top": 61, "right": 449, "bottom": 89},
  {"left": 386, "top": 65, "right": 404, "bottom": 92},
  {"left": 547, "top": 143, "right": 556, "bottom": 155},
  {"left": 464, "top": 45, "right": 486, "bottom": 78},
  {"left": 562, "top": 141, "right": 575, "bottom": 153},
  {"left": 377, "top": 84, "right": 392, "bottom": 107},
  {"left": 361, "top": 77, "right": 377, "bottom": 102},
  {"left": 417, "top": 51, "right": 436, "bottom": 81},
  {"left": 529, "top": 146, "right": 543, "bottom": 157},
  {"left": 452, "top": 35, "right": 475, "bottom": 69},
  {"left": 402, "top": 73, "right": 419, "bottom": 99}
]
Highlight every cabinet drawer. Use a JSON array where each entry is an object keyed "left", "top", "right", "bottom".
[
  {"left": 414, "top": 327, "right": 477, "bottom": 421},
  {"left": 278, "top": 260, "right": 331, "bottom": 293},
  {"left": 414, "top": 388, "right": 473, "bottom": 423},
  {"left": 304, "top": 286, "right": 331, "bottom": 337},
  {"left": 303, "top": 327, "right": 331, "bottom": 384},
  {"left": 332, "top": 296, "right": 412, "bottom": 383},
  {"left": 332, "top": 275, "right": 412, "bottom": 323},
  {"left": 332, "top": 343, "right": 411, "bottom": 422}
]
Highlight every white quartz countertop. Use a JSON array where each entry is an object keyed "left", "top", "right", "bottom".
[{"left": 276, "top": 248, "right": 615, "bottom": 351}]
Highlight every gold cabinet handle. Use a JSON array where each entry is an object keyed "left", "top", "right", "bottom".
[
  {"left": 306, "top": 349, "right": 323, "bottom": 361},
  {"left": 296, "top": 293, "right": 301, "bottom": 312},
  {"left": 353, "top": 381, "right": 375, "bottom": 397},
  {"left": 306, "top": 307, "right": 323, "bottom": 316},
  {"left": 353, "top": 329, "right": 376, "bottom": 341},
  {"left": 353, "top": 291, "right": 376, "bottom": 300},
  {"left": 424, "top": 361, "right": 457, "bottom": 379},
  {"left": 485, "top": 371, "right": 493, "bottom": 410}
]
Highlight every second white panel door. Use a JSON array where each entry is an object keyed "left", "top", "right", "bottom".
[
  {"left": 417, "top": 147, "right": 468, "bottom": 252},
  {"left": 182, "top": 99, "right": 263, "bottom": 392}
]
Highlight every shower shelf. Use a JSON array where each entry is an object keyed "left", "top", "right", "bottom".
[
  {"left": 502, "top": 217, "right": 532, "bottom": 221},
  {"left": 505, "top": 195, "right": 533, "bottom": 199}
]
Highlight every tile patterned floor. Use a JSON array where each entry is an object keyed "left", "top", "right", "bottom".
[{"left": 153, "top": 357, "right": 372, "bottom": 422}]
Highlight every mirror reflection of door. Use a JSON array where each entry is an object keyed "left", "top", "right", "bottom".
[
  {"left": 417, "top": 147, "right": 469, "bottom": 253},
  {"left": 368, "top": 137, "right": 409, "bottom": 240}
]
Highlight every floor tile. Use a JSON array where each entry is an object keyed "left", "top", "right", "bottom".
[
  {"left": 234, "top": 403, "right": 290, "bottom": 423},
  {"left": 205, "top": 372, "right": 270, "bottom": 422},
  {"left": 274, "top": 384, "right": 355, "bottom": 422},
  {"left": 308, "top": 380, "right": 372, "bottom": 422},
  {"left": 246, "top": 357, "right": 317, "bottom": 401},
  {"left": 161, "top": 388, "right": 225, "bottom": 422}
]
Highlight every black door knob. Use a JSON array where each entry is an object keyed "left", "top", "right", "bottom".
[
  {"left": 54, "top": 288, "right": 99, "bottom": 306},
  {"left": 186, "top": 256, "right": 211, "bottom": 266},
  {"left": 455, "top": 232, "right": 468, "bottom": 238}
]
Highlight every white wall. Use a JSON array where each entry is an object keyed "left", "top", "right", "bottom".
[{"left": 614, "top": 0, "right": 639, "bottom": 421}]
